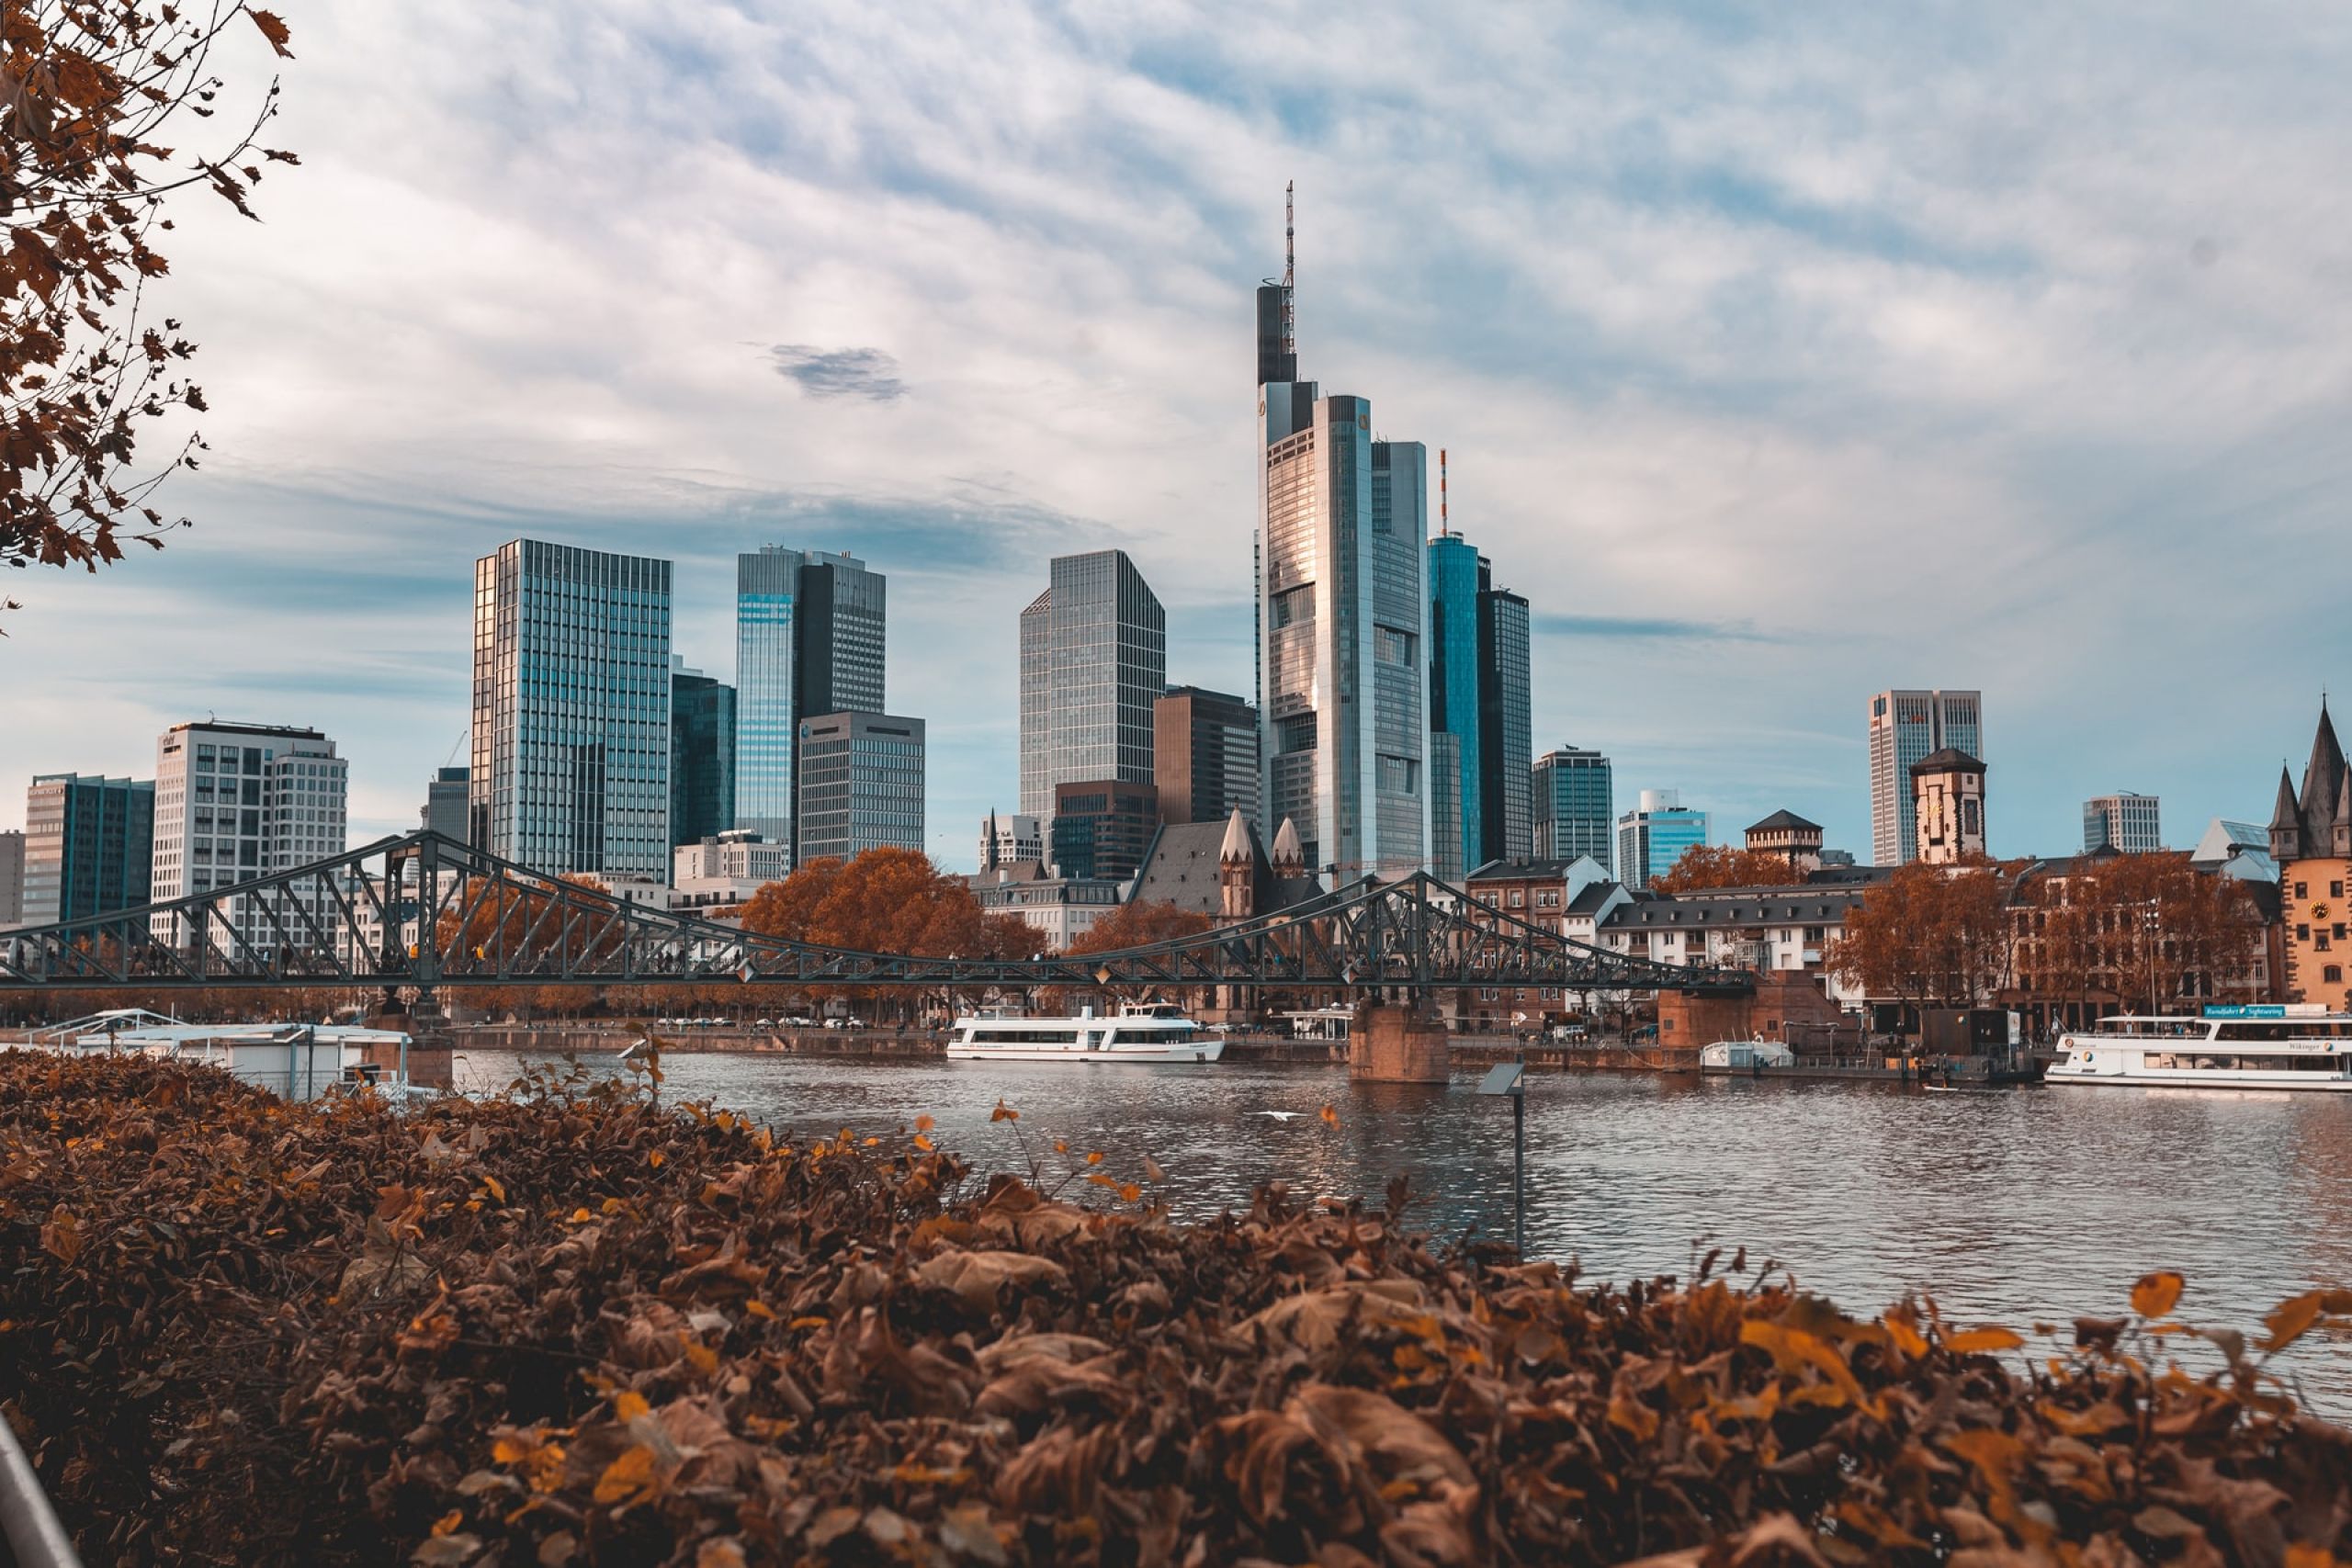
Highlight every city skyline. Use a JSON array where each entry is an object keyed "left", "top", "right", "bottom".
[{"left": 3, "top": 5, "right": 2348, "bottom": 865}]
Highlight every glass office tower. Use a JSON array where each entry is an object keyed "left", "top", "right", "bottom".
[
  {"left": 670, "top": 662, "right": 736, "bottom": 847},
  {"left": 471, "top": 539, "right": 673, "bottom": 877},
  {"left": 1259, "top": 396, "right": 1430, "bottom": 880},
  {"left": 1532, "top": 745, "right": 1614, "bottom": 868},
  {"left": 734, "top": 546, "right": 886, "bottom": 859},
  {"left": 1426, "top": 535, "right": 1485, "bottom": 877},
  {"left": 1016, "top": 550, "right": 1166, "bottom": 823},
  {"left": 1427, "top": 536, "right": 1530, "bottom": 874},
  {"left": 20, "top": 773, "right": 153, "bottom": 924}
]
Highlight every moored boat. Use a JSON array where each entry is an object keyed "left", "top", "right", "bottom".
[
  {"left": 2047, "top": 1005, "right": 2352, "bottom": 1091},
  {"left": 947, "top": 1002, "right": 1224, "bottom": 1064}
]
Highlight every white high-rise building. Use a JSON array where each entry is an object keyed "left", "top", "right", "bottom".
[
  {"left": 1867, "top": 689, "right": 1983, "bottom": 866},
  {"left": 978, "top": 811, "right": 1043, "bottom": 870},
  {"left": 150, "top": 721, "right": 347, "bottom": 948},
  {"left": 2084, "top": 792, "right": 2161, "bottom": 853}
]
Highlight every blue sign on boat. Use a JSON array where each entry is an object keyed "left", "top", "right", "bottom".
[{"left": 2204, "top": 1004, "right": 2287, "bottom": 1020}]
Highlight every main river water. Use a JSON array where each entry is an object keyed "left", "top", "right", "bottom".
[{"left": 456, "top": 1050, "right": 2352, "bottom": 1407}]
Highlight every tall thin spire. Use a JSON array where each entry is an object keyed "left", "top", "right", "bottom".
[
  {"left": 1439, "top": 447, "right": 1451, "bottom": 538},
  {"left": 1282, "top": 180, "right": 1295, "bottom": 362}
]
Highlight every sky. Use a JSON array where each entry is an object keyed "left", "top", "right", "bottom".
[{"left": 5, "top": 0, "right": 2352, "bottom": 869}]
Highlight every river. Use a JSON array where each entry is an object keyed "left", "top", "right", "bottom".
[{"left": 455, "top": 1049, "right": 2352, "bottom": 1408}]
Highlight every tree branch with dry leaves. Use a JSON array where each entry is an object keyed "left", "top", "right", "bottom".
[{"left": 0, "top": 0, "right": 295, "bottom": 615}]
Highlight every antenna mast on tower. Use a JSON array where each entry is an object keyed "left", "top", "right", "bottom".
[
  {"left": 1283, "top": 180, "right": 1295, "bottom": 360},
  {"left": 1440, "top": 447, "right": 1451, "bottom": 538}
]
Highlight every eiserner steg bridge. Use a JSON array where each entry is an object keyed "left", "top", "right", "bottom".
[{"left": 0, "top": 831, "right": 1752, "bottom": 1080}]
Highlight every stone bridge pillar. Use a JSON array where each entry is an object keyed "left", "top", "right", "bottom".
[{"left": 1349, "top": 1001, "right": 1450, "bottom": 1083}]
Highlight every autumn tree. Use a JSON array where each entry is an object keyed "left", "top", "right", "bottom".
[
  {"left": 1652, "top": 844, "right": 1812, "bottom": 894},
  {"left": 2027, "top": 852, "right": 2262, "bottom": 1015},
  {"left": 1, "top": 2, "right": 295, "bottom": 610},
  {"left": 737, "top": 848, "right": 996, "bottom": 1021},
  {"left": 1826, "top": 857, "right": 2018, "bottom": 1023}
]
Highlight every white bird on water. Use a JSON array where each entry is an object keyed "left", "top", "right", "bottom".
[{"left": 1250, "top": 1110, "right": 1306, "bottom": 1122}]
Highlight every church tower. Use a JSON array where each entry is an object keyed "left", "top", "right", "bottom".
[
  {"left": 1218, "top": 808, "right": 1256, "bottom": 921},
  {"left": 2274, "top": 699, "right": 2352, "bottom": 1007}
]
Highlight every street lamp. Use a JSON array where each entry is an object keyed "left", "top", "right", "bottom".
[{"left": 1477, "top": 1060, "right": 1527, "bottom": 1257}]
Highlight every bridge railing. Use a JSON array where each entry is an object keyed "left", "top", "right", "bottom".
[{"left": 0, "top": 832, "right": 1754, "bottom": 998}]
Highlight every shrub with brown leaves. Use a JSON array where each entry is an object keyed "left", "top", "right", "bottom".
[{"left": 4, "top": 1050, "right": 2352, "bottom": 1567}]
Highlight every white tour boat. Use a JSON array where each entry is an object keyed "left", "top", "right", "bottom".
[
  {"left": 2048, "top": 1005, "right": 2352, "bottom": 1091},
  {"left": 947, "top": 1002, "right": 1224, "bottom": 1064}
]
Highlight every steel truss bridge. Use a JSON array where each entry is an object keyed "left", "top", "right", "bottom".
[{"left": 0, "top": 831, "right": 1751, "bottom": 1000}]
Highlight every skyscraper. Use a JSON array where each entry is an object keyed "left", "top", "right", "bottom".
[
  {"left": 1867, "top": 689, "right": 1983, "bottom": 866},
  {"left": 471, "top": 539, "right": 673, "bottom": 877},
  {"left": 1479, "top": 584, "right": 1532, "bottom": 861},
  {"left": 1016, "top": 551, "right": 1166, "bottom": 824},
  {"left": 733, "top": 546, "right": 887, "bottom": 857},
  {"left": 1260, "top": 404, "right": 1430, "bottom": 879},
  {"left": 796, "top": 711, "right": 925, "bottom": 863},
  {"left": 422, "top": 766, "right": 469, "bottom": 840},
  {"left": 0, "top": 829, "right": 22, "bottom": 928},
  {"left": 1255, "top": 199, "right": 1430, "bottom": 881},
  {"left": 21, "top": 773, "right": 153, "bottom": 925},
  {"left": 2084, "top": 792, "right": 2161, "bottom": 853},
  {"left": 1426, "top": 535, "right": 1485, "bottom": 874},
  {"left": 150, "top": 721, "right": 346, "bottom": 947},
  {"left": 1532, "top": 745, "right": 1614, "bottom": 868},
  {"left": 1428, "top": 528, "right": 1532, "bottom": 874},
  {"left": 1616, "top": 789, "right": 1708, "bottom": 889},
  {"left": 1154, "top": 685, "right": 1261, "bottom": 829},
  {"left": 671, "top": 661, "right": 736, "bottom": 847}
]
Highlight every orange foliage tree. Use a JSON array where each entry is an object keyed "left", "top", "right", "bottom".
[
  {"left": 1826, "top": 857, "right": 2018, "bottom": 1021},
  {"left": 1, "top": 3, "right": 298, "bottom": 611},
  {"left": 737, "top": 848, "right": 1009, "bottom": 1021},
  {"left": 1652, "top": 845, "right": 1813, "bottom": 893},
  {"left": 2024, "top": 852, "right": 2264, "bottom": 1015}
]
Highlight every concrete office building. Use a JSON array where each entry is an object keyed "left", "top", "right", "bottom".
[
  {"left": 471, "top": 539, "right": 673, "bottom": 878},
  {"left": 21, "top": 774, "right": 153, "bottom": 926},
  {"left": 0, "top": 829, "right": 21, "bottom": 927},
  {"left": 796, "top": 711, "right": 925, "bottom": 863},
  {"left": 1532, "top": 745, "right": 1613, "bottom": 869},
  {"left": 671, "top": 660, "right": 736, "bottom": 847},
  {"left": 1868, "top": 688, "right": 1983, "bottom": 865},
  {"left": 733, "top": 546, "right": 886, "bottom": 856},
  {"left": 1616, "top": 789, "right": 1708, "bottom": 890},
  {"left": 1154, "top": 685, "right": 1260, "bottom": 829},
  {"left": 2084, "top": 792, "right": 2161, "bottom": 853},
  {"left": 978, "top": 811, "right": 1044, "bottom": 871},
  {"left": 422, "top": 766, "right": 469, "bottom": 841},
  {"left": 1018, "top": 550, "right": 1165, "bottom": 832},
  {"left": 150, "top": 721, "right": 346, "bottom": 946},
  {"left": 1254, "top": 201, "right": 1430, "bottom": 880}
]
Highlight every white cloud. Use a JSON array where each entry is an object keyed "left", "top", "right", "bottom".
[{"left": 4, "top": 0, "right": 2349, "bottom": 864}]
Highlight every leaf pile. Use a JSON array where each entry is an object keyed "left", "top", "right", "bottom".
[{"left": 5, "top": 1051, "right": 2352, "bottom": 1566}]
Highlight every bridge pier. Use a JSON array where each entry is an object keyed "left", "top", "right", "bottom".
[{"left": 1348, "top": 1001, "right": 1450, "bottom": 1084}]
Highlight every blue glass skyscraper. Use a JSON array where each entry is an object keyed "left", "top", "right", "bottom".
[
  {"left": 1426, "top": 536, "right": 1484, "bottom": 876},
  {"left": 734, "top": 547, "right": 886, "bottom": 860}
]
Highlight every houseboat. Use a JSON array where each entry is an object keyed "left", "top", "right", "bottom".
[
  {"left": 947, "top": 1002, "right": 1223, "bottom": 1064},
  {"left": 1700, "top": 1038, "right": 1798, "bottom": 1072},
  {"left": 2047, "top": 1006, "right": 2352, "bottom": 1091}
]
